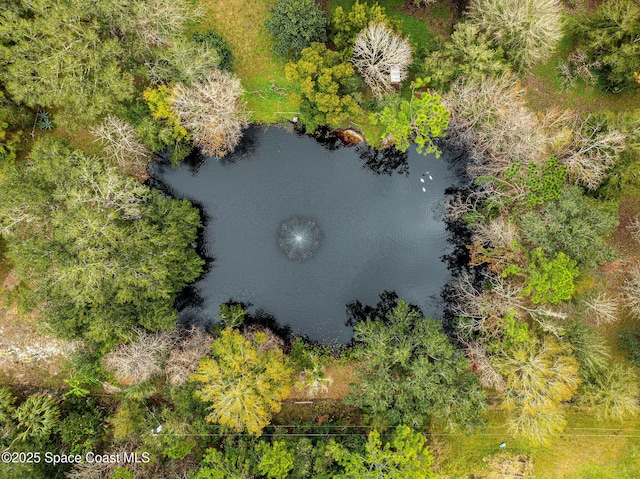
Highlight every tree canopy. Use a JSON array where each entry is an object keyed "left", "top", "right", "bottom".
[
  {"left": 347, "top": 299, "right": 486, "bottom": 431},
  {"left": 191, "top": 328, "right": 293, "bottom": 436},
  {"left": 0, "top": 138, "right": 203, "bottom": 350}
]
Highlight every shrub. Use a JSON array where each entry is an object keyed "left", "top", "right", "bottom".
[
  {"left": 265, "top": 0, "right": 328, "bottom": 59},
  {"left": 13, "top": 395, "right": 60, "bottom": 443},
  {"left": 192, "top": 30, "right": 234, "bottom": 71},
  {"left": 467, "top": 0, "right": 563, "bottom": 70},
  {"left": 579, "top": 364, "right": 639, "bottom": 421},
  {"left": 330, "top": 0, "right": 393, "bottom": 52}
]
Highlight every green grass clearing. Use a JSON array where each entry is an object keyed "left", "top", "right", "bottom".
[
  {"left": 434, "top": 407, "right": 640, "bottom": 479},
  {"left": 327, "top": 0, "right": 434, "bottom": 49},
  {"left": 198, "top": 0, "right": 298, "bottom": 124}
]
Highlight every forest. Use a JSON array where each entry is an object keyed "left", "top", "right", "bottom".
[{"left": 0, "top": 0, "right": 639, "bottom": 477}]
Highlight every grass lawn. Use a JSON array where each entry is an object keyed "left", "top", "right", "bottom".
[
  {"left": 326, "top": 0, "right": 434, "bottom": 48},
  {"left": 198, "top": 0, "right": 298, "bottom": 124},
  {"left": 434, "top": 407, "right": 640, "bottom": 479}
]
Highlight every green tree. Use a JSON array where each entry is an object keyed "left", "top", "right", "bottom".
[
  {"left": 0, "top": 0, "right": 135, "bottom": 125},
  {"left": 518, "top": 185, "right": 619, "bottom": 269},
  {"left": 285, "top": 43, "right": 361, "bottom": 131},
  {"left": 13, "top": 395, "right": 60, "bottom": 443},
  {"left": 0, "top": 138, "right": 203, "bottom": 350},
  {"left": 572, "top": 0, "right": 640, "bottom": 92},
  {"left": 347, "top": 299, "right": 486, "bottom": 430},
  {"left": 326, "top": 425, "right": 436, "bottom": 479},
  {"left": 257, "top": 441, "right": 295, "bottom": 479},
  {"left": 371, "top": 78, "right": 450, "bottom": 156},
  {"left": 495, "top": 335, "right": 580, "bottom": 444},
  {"left": 579, "top": 363, "right": 639, "bottom": 421},
  {"left": 191, "top": 328, "right": 293, "bottom": 436},
  {"left": 265, "top": 0, "right": 328, "bottom": 59},
  {"left": 330, "top": 0, "right": 393, "bottom": 52},
  {"left": 421, "top": 22, "right": 510, "bottom": 91},
  {"left": 505, "top": 248, "right": 578, "bottom": 305},
  {"left": 467, "top": 0, "right": 563, "bottom": 70}
]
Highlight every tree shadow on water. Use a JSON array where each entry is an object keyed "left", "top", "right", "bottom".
[{"left": 356, "top": 144, "right": 409, "bottom": 176}]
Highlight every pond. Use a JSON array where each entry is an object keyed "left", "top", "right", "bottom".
[{"left": 150, "top": 126, "right": 457, "bottom": 343}]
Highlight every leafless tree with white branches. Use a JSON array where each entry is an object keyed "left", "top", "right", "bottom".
[
  {"left": 472, "top": 216, "right": 520, "bottom": 248},
  {"left": 91, "top": 115, "right": 151, "bottom": 179},
  {"left": 164, "top": 327, "right": 214, "bottom": 387},
  {"left": 352, "top": 22, "right": 412, "bottom": 98},
  {"left": 542, "top": 109, "right": 626, "bottom": 190},
  {"left": 623, "top": 267, "right": 640, "bottom": 319},
  {"left": 102, "top": 330, "right": 174, "bottom": 385},
  {"left": 443, "top": 75, "right": 546, "bottom": 178},
  {"left": 582, "top": 293, "right": 620, "bottom": 325},
  {"left": 171, "top": 71, "right": 249, "bottom": 157}
]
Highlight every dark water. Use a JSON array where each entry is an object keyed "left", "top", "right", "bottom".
[{"left": 150, "top": 126, "right": 456, "bottom": 343}]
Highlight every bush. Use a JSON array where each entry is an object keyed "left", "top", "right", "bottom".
[
  {"left": 579, "top": 364, "right": 639, "bottom": 421},
  {"left": 467, "top": 0, "right": 563, "bottom": 70},
  {"left": 265, "top": 0, "right": 328, "bottom": 59},
  {"left": 330, "top": 0, "right": 393, "bottom": 52},
  {"left": 618, "top": 326, "right": 640, "bottom": 367},
  {"left": 571, "top": 0, "right": 640, "bottom": 92},
  {"left": 192, "top": 30, "right": 234, "bottom": 71}
]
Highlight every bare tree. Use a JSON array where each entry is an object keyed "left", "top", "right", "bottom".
[
  {"left": 102, "top": 330, "right": 174, "bottom": 385},
  {"left": 472, "top": 216, "right": 520, "bottom": 248},
  {"left": 444, "top": 76, "right": 546, "bottom": 178},
  {"left": 171, "top": 71, "right": 249, "bottom": 157},
  {"left": 582, "top": 293, "right": 620, "bottom": 325},
  {"left": 623, "top": 267, "right": 640, "bottom": 319},
  {"left": 542, "top": 109, "right": 626, "bottom": 190},
  {"left": 91, "top": 115, "right": 151, "bottom": 178},
  {"left": 352, "top": 22, "right": 412, "bottom": 98},
  {"left": 466, "top": 342, "right": 506, "bottom": 391},
  {"left": 164, "top": 327, "right": 213, "bottom": 387}
]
